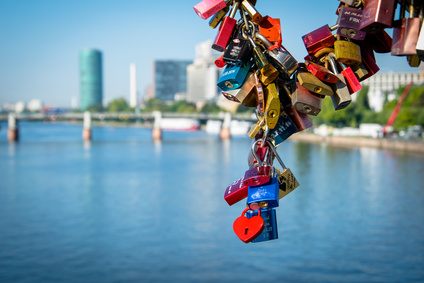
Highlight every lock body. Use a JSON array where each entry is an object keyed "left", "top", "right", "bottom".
[
  {"left": 302, "top": 25, "right": 335, "bottom": 54},
  {"left": 223, "top": 35, "right": 252, "bottom": 66},
  {"left": 417, "top": 22, "right": 424, "bottom": 60},
  {"left": 243, "top": 165, "right": 273, "bottom": 187},
  {"left": 194, "top": 0, "right": 227, "bottom": 20},
  {"left": 285, "top": 104, "right": 313, "bottom": 132},
  {"left": 264, "top": 83, "right": 280, "bottom": 129},
  {"left": 334, "top": 40, "right": 362, "bottom": 65},
  {"left": 217, "top": 61, "right": 252, "bottom": 91},
  {"left": 297, "top": 71, "right": 334, "bottom": 96},
  {"left": 340, "top": 65, "right": 362, "bottom": 94},
  {"left": 391, "top": 18, "right": 421, "bottom": 56},
  {"left": 292, "top": 82, "right": 322, "bottom": 116},
  {"left": 276, "top": 168, "right": 300, "bottom": 199},
  {"left": 259, "top": 16, "right": 282, "bottom": 45},
  {"left": 246, "top": 208, "right": 278, "bottom": 242},
  {"left": 224, "top": 177, "right": 248, "bottom": 206},
  {"left": 247, "top": 177, "right": 280, "bottom": 209},
  {"left": 268, "top": 111, "right": 298, "bottom": 146},
  {"left": 359, "top": 0, "right": 395, "bottom": 33},
  {"left": 221, "top": 72, "right": 256, "bottom": 103},
  {"left": 306, "top": 62, "right": 339, "bottom": 83},
  {"left": 337, "top": 6, "right": 366, "bottom": 41}
]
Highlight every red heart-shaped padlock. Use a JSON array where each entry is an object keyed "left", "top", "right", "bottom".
[{"left": 233, "top": 208, "right": 264, "bottom": 243}]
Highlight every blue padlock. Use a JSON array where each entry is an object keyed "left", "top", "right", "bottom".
[
  {"left": 247, "top": 177, "right": 279, "bottom": 209},
  {"left": 246, "top": 208, "right": 278, "bottom": 243},
  {"left": 217, "top": 60, "right": 252, "bottom": 91}
]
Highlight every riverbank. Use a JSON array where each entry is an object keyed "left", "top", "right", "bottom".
[{"left": 289, "top": 133, "right": 424, "bottom": 154}]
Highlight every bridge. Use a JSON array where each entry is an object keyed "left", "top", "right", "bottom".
[{"left": 1, "top": 111, "right": 257, "bottom": 142}]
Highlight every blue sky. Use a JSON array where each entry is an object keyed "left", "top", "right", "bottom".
[{"left": 0, "top": 0, "right": 418, "bottom": 107}]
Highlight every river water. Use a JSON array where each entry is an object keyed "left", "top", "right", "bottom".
[{"left": 0, "top": 122, "right": 423, "bottom": 283}]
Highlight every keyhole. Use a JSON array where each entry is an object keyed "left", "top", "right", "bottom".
[{"left": 245, "top": 228, "right": 249, "bottom": 235}]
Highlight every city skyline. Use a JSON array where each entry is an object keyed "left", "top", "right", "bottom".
[{"left": 0, "top": 0, "right": 421, "bottom": 107}]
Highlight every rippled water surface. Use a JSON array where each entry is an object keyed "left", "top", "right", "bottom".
[{"left": 1, "top": 122, "right": 424, "bottom": 282}]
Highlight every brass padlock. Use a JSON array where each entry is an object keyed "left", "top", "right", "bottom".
[
  {"left": 296, "top": 66, "right": 334, "bottom": 96},
  {"left": 334, "top": 36, "right": 362, "bottom": 65},
  {"left": 264, "top": 83, "right": 280, "bottom": 129},
  {"left": 266, "top": 141, "right": 300, "bottom": 199}
]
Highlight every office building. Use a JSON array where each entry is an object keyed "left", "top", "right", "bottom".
[
  {"left": 362, "top": 71, "right": 423, "bottom": 112},
  {"left": 80, "top": 49, "right": 103, "bottom": 111},
  {"left": 186, "top": 40, "right": 222, "bottom": 104},
  {"left": 153, "top": 60, "right": 192, "bottom": 101}
]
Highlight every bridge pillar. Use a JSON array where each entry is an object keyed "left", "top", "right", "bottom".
[
  {"left": 82, "top": 111, "right": 92, "bottom": 141},
  {"left": 220, "top": 112, "right": 231, "bottom": 140},
  {"left": 152, "top": 111, "right": 162, "bottom": 141},
  {"left": 7, "top": 114, "right": 19, "bottom": 142}
]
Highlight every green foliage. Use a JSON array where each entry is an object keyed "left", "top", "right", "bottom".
[
  {"left": 107, "top": 98, "right": 129, "bottom": 112},
  {"left": 200, "top": 102, "right": 222, "bottom": 113},
  {"left": 142, "top": 98, "right": 170, "bottom": 112},
  {"left": 169, "top": 101, "right": 197, "bottom": 113}
]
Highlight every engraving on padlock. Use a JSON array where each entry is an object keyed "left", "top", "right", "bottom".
[
  {"left": 359, "top": 0, "right": 396, "bottom": 33},
  {"left": 391, "top": 0, "right": 420, "bottom": 56},
  {"left": 246, "top": 208, "right": 278, "bottom": 243},
  {"left": 233, "top": 208, "right": 264, "bottom": 243},
  {"left": 217, "top": 60, "right": 252, "bottom": 91},
  {"left": 291, "top": 82, "right": 322, "bottom": 116},
  {"left": 284, "top": 104, "right": 313, "bottom": 133},
  {"left": 338, "top": 61, "right": 362, "bottom": 94},
  {"left": 194, "top": 0, "right": 227, "bottom": 20},
  {"left": 327, "top": 53, "right": 352, "bottom": 110},
  {"left": 224, "top": 176, "right": 249, "bottom": 206},
  {"left": 266, "top": 140, "right": 300, "bottom": 198},
  {"left": 264, "top": 83, "right": 280, "bottom": 129},
  {"left": 258, "top": 16, "right": 282, "bottom": 46},
  {"left": 337, "top": 6, "right": 367, "bottom": 41},
  {"left": 334, "top": 38, "right": 362, "bottom": 65},
  {"left": 212, "top": 2, "right": 240, "bottom": 52},
  {"left": 306, "top": 62, "right": 339, "bottom": 84},
  {"left": 302, "top": 25, "right": 336, "bottom": 54},
  {"left": 247, "top": 177, "right": 279, "bottom": 210},
  {"left": 268, "top": 111, "right": 298, "bottom": 146}
]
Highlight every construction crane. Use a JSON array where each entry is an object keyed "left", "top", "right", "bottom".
[{"left": 382, "top": 81, "right": 413, "bottom": 136}]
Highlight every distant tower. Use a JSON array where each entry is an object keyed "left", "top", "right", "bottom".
[
  {"left": 129, "top": 63, "right": 137, "bottom": 108},
  {"left": 80, "top": 49, "right": 103, "bottom": 111}
]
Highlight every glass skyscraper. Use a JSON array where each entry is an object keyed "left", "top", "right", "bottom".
[
  {"left": 153, "top": 60, "right": 192, "bottom": 101},
  {"left": 80, "top": 49, "right": 103, "bottom": 111}
]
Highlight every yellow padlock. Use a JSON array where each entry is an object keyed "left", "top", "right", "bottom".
[{"left": 264, "top": 83, "right": 280, "bottom": 130}]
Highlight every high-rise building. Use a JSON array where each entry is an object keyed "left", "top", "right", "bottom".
[
  {"left": 153, "top": 60, "right": 192, "bottom": 101},
  {"left": 80, "top": 49, "right": 103, "bottom": 111},
  {"left": 129, "top": 63, "right": 137, "bottom": 108},
  {"left": 186, "top": 40, "right": 222, "bottom": 104}
]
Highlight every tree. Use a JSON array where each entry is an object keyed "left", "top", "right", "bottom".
[{"left": 107, "top": 98, "right": 129, "bottom": 112}]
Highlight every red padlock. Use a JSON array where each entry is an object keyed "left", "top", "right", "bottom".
[
  {"left": 339, "top": 62, "right": 362, "bottom": 94},
  {"left": 233, "top": 208, "right": 264, "bottom": 243},
  {"left": 259, "top": 16, "right": 282, "bottom": 46},
  {"left": 224, "top": 176, "right": 248, "bottom": 206},
  {"left": 212, "top": 2, "right": 239, "bottom": 52}
]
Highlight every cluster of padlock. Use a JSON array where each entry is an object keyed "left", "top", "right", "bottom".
[{"left": 193, "top": 0, "right": 423, "bottom": 243}]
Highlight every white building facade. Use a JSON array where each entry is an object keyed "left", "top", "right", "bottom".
[{"left": 362, "top": 71, "right": 423, "bottom": 112}]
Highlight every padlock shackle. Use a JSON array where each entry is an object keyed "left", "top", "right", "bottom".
[
  {"left": 251, "top": 138, "right": 266, "bottom": 166},
  {"left": 241, "top": 207, "right": 261, "bottom": 217},
  {"left": 265, "top": 139, "right": 287, "bottom": 170},
  {"left": 327, "top": 52, "right": 339, "bottom": 75}
]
